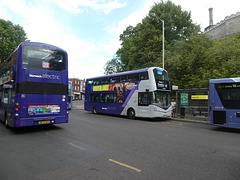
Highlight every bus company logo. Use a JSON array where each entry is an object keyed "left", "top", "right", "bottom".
[{"left": 29, "top": 74, "right": 60, "bottom": 80}]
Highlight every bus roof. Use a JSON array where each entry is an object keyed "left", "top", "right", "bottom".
[
  {"left": 210, "top": 77, "right": 240, "bottom": 84},
  {"left": 19, "top": 42, "right": 67, "bottom": 53},
  {"left": 4, "top": 42, "right": 67, "bottom": 63},
  {"left": 87, "top": 67, "right": 165, "bottom": 80}
]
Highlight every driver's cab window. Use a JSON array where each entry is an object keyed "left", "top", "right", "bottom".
[
  {"left": 2, "top": 88, "right": 12, "bottom": 104},
  {"left": 138, "top": 92, "right": 153, "bottom": 106}
]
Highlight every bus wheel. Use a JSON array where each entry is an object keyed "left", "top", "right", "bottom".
[
  {"left": 127, "top": 108, "right": 135, "bottom": 119},
  {"left": 4, "top": 113, "right": 9, "bottom": 128},
  {"left": 92, "top": 106, "right": 98, "bottom": 114}
]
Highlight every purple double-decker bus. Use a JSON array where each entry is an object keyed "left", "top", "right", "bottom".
[
  {"left": 209, "top": 77, "right": 240, "bottom": 129},
  {"left": 0, "top": 42, "right": 69, "bottom": 128},
  {"left": 84, "top": 67, "right": 172, "bottom": 119}
]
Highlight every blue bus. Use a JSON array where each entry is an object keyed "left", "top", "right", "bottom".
[
  {"left": 0, "top": 42, "right": 69, "bottom": 128},
  {"left": 209, "top": 78, "right": 240, "bottom": 129},
  {"left": 68, "top": 81, "right": 72, "bottom": 110},
  {"left": 84, "top": 67, "right": 172, "bottom": 119}
]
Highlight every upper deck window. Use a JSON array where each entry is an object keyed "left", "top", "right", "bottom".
[
  {"left": 153, "top": 68, "right": 169, "bottom": 90},
  {"left": 153, "top": 68, "right": 168, "bottom": 81},
  {"left": 22, "top": 46, "right": 66, "bottom": 71}
]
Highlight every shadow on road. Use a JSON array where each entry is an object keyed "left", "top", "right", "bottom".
[
  {"left": 212, "top": 126, "right": 240, "bottom": 134},
  {"left": 9, "top": 124, "right": 63, "bottom": 135}
]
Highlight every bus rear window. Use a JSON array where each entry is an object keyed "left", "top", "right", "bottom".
[
  {"left": 215, "top": 83, "right": 240, "bottom": 109},
  {"left": 22, "top": 46, "right": 66, "bottom": 71}
]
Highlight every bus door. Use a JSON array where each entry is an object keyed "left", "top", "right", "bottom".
[
  {"left": 137, "top": 92, "right": 152, "bottom": 117},
  {"left": 1, "top": 85, "right": 13, "bottom": 123}
]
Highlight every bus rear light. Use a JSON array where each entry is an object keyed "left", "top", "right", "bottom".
[
  {"left": 16, "top": 103, "right": 20, "bottom": 106},
  {"left": 15, "top": 108, "right": 19, "bottom": 111},
  {"left": 15, "top": 113, "right": 19, "bottom": 116},
  {"left": 67, "top": 102, "right": 69, "bottom": 105},
  {"left": 67, "top": 107, "right": 69, "bottom": 110}
]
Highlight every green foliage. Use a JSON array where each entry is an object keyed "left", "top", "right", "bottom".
[
  {"left": 104, "top": 56, "right": 123, "bottom": 75},
  {"left": 104, "top": 0, "right": 200, "bottom": 74},
  {"left": 104, "top": 0, "right": 240, "bottom": 89},
  {"left": 166, "top": 33, "right": 240, "bottom": 89},
  {"left": 0, "top": 19, "right": 29, "bottom": 63}
]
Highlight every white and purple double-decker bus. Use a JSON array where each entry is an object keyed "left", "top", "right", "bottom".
[
  {"left": 0, "top": 42, "right": 69, "bottom": 128},
  {"left": 84, "top": 67, "right": 171, "bottom": 119}
]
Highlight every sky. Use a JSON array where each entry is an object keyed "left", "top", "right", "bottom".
[{"left": 0, "top": 0, "right": 240, "bottom": 79}]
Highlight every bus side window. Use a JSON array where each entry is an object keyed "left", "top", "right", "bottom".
[
  {"left": 140, "top": 72, "right": 149, "bottom": 80},
  {"left": 93, "top": 79, "right": 101, "bottom": 85},
  {"left": 128, "top": 73, "right": 139, "bottom": 81},
  {"left": 101, "top": 77, "right": 109, "bottom": 84},
  {"left": 110, "top": 76, "right": 120, "bottom": 83},
  {"left": 121, "top": 75, "right": 128, "bottom": 82},
  {"left": 87, "top": 80, "right": 93, "bottom": 86}
]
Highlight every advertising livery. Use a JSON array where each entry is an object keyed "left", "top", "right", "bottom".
[{"left": 85, "top": 67, "right": 172, "bottom": 119}]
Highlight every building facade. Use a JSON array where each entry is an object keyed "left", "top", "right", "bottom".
[
  {"left": 69, "top": 78, "right": 86, "bottom": 100},
  {"left": 204, "top": 9, "right": 240, "bottom": 40}
]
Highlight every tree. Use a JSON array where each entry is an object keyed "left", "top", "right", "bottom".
[
  {"left": 104, "top": 0, "right": 200, "bottom": 74},
  {"left": 166, "top": 33, "right": 214, "bottom": 89},
  {"left": 104, "top": 56, "right": 123, "bottom": 75},
  {"left": 0, "top": 19, "right": 28, "bottom": 63}
]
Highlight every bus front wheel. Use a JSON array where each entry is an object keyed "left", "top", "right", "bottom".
[
  {"left": 92, "top": 106, "right": 98, "bottom": 114},
  {"left": 127, "top": 108, "right": 135, "bottom": 119}
]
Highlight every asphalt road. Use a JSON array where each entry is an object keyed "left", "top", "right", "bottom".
[{"left": 1, "top": 101, "right": 240, "bottom": 179}]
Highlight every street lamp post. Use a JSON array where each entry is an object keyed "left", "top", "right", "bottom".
[
  {"left": 150, "top": 13, "right": 165, "bottom": 69},
  {"left": 161, "top": 19, "right": 164, "bottom": 69}
]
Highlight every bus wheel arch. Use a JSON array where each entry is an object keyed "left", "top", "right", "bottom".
[
  {"left": 92, "top": 106, "right": 98, "bottom": 114},
  {"left": 127, "top": 108, "right": 135, "bottom": 119}
]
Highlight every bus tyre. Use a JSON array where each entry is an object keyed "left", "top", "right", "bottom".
[
  {"left": 92, "top": 106, "right": 98, "bottom": 114},
  {"left": 4, "top": 113, "right": 9, "bottom": 129},
  {"left": 127, "top": 108, "right": 135, "bottom": 119}
]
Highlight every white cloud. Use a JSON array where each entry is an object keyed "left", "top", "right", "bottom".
[
  {"left": 0, "top": 0, "right": 107, "bottom": 79},
  {"left": 53, "top": 0, "right": 127, "bottom": 14},
  {"left": 103, "top": 0, "right": 156, "bottom": 57},
  {"left": 0, "top": 5, "right": 12, "bottom": 20}
]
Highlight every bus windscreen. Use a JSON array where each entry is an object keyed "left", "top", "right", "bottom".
[{"left": 22, "top": 46, "right": 66, "bottom": 71}]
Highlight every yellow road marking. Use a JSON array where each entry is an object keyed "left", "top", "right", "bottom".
[
  {"left": 109, "top": 159, "right": 142, "bottom": 172},
  {"left": 69, "top": 143, "right": 87, "bottom": 151}
]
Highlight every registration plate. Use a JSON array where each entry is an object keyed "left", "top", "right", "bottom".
[{"left": 38, "top": 120, "right": 51, "bottom": 124}]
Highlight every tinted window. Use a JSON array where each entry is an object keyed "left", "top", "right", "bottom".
[
  {"left": 93, "top": 79, "right": 101, "bottom": 85},
  {"left": 153, "top": 68, "right": 168, "bottom": 81},
  {"left": 101, "top": 77, "right": 109, "bottom": 84},
  {"left": 138, "top": 92, "right": 153, "bottom": 106},
  {"left": 110, "top": 76, "right": 120, "bottom": 83},
  {"left": 22, "top": 46, "right": 66, "bottom": 71},
  {"left": 140, "top": 72, "right": 149, "bottom": 80},
  {"left": 87, "top": 80, "right": 93, "bottom": 86},
  {"left": 128, "top": 73, "right": 139, "bottom": 81},
  {"left": 16, "top": 82, "right": 67, "bottom": 94},
  {"left": 215, "top": 83, "right": 240, "bottom": 109},
  {"left": 121, "top": 75, "right": 128, "bottom": 82}
]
